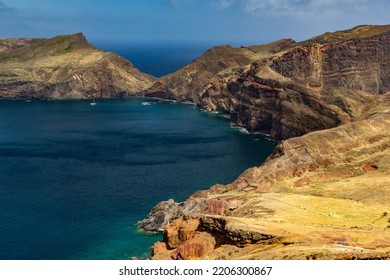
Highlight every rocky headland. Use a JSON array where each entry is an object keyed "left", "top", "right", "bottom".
[
  {"left": 0, "top": 33, "right": 156, "bottom": 99},
  {"left": 146, "top": 24, "right": 390, "bottom": 140},
  {"left": 1, "top": 25, "right": 389, "bottom": 260},
  {"left": 141, "top": 25, "right": 390, "bottom": 260}
]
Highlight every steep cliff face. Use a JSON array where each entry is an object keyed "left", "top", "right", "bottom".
[
  {"left": 141, "top": 25, "right": 390, "bottom": 260},
  {"left": 199, "top": 25, "right": 390, "bottom": 139},
  {"left": 145, "top": 39, "right": 295, "bottom": 101},
  {"left": 146, "top": 25, "right": 390, "bottom": 140},
  {"left": 0, "top": 33, "right": 156, "bottom": 99},
  {"left": 148, "top": 110, "right": 390, "bottom": 260}
]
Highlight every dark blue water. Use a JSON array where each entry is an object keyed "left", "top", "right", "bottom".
[
  {"left": 0, "top": 99, "right": 276, "bottom": 259},
  {"left": 94, "top": 43, "right": 209, "bottom": 77}
]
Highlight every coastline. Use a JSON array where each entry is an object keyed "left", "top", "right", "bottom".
[
  {"left": 2, "top": 25, "right": 390, "bottom": 260},
  {"left": 0, "top": 98, "right": 274, "bottom": 259},
  {"left": 137, "top": 25, "right": 390, "bottom": 259}
]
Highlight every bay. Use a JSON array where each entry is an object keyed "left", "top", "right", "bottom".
[
  {"left": 94, "top": 42, "right": 210, "bottom": 77},
  {"left": 0, "top": 99, "right": 276, "bottom": 259}
]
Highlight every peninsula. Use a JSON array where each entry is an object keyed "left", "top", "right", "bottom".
[
  {"left": 0, "top": 33, "right": 155, "bottom": 99},
  {"left": 1, "top": 25, "right": 389, "bottom": 260},
  {"left": 141, "top": 25, "right": 390, "bottom": 260}
]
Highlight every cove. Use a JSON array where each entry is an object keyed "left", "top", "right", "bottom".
[{"left": 0, "top": 98, "right": 276, "bottom": 259}]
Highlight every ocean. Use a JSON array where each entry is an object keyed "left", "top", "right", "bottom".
[
  {"left": 0, "top": 45, "right": 276, "bottom": 260},
  {"left": 94, "top": 42, "right": 210, "bottom": 77}
]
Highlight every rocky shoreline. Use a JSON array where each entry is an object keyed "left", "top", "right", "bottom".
[
  {"left": 139, "top": 25, "right": 390, "bottom": 260},
  {"left": 140, "top": 110, "right": 390, "bottom": 259},
  {"left": 1, "top": 25, "right": 390, "bottom": 260}
]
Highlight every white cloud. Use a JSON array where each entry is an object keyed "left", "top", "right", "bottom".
[
  {"left": 244, "top": 0, "right": 304, "bottom": 12},
  {"left": 0, "top": 0, "right": 9, "bottom": 10},
  {"left": 163, "top": 0, "right": 197, "bottom": 9},
  {"left": 218, "top": 0, "right": 236, "bottom": 9},
  {"left": 0, "top": 0, "right": 15, "bottom": 15},
  {"left": 162, "top": 0, "right": 389, "bottom": 16},
  {"left": 243, "top": 0, "right": 388, "bottom": 15}
]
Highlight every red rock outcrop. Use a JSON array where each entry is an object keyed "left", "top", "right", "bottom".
[
  {"left": 151, "top": 216, "right": 216, "bottom": 260},
  {"left": 150, "top": 111, "right": 390, "bottom": 260},
  {"left": 144, "top": 25, "right": 390, "bottom": 260},
  {"left": 151, "top": 215, "right": 277, "bottom": 260}
]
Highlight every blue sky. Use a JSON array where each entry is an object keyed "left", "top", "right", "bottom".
[{"left": 0, "top": 0, "right": 389, "bottom": 45}]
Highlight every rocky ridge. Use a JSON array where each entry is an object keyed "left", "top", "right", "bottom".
[
  {"left": 147, "top": 25, "right": 390, "bottom": 139},
  {"left": 1, "top": 26, "right": 389, "bottom": 260},
  {"left": 146, "top": 109, "right": 390, "bottom": 260},
  {"left": 145, "top": 39, "right": 295, "bottom": 102},
  {"left": 141, "top": 25, "right": 390, "bottom": 260},
  {"left": 0, "top": 33, "right": 156, "bottom": 99}
]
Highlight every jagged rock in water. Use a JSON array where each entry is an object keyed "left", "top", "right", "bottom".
[{"left": 138, "top": 199, "right": 199, "bottom": 232}]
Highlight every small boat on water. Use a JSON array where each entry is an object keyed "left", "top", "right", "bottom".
[{"left": 90, "top": 99, "right": 96, "bottom": 106}]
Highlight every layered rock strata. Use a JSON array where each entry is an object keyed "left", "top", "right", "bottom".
[
  {"left": 146, "top": 110, "right": 390, "bottom": 260},
  {"left": 1, "top": 26, "right": 389, "bottom": 260},
  {"left": 147, "top": 25, "right": 390, "bottom": 139},
  {"left": 141, "top": 25, "right": 390, "bottom": 260}
]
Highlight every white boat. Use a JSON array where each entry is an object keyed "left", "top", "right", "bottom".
[{"left": 90, "top": 99, "right": 96, "bottom": 106}]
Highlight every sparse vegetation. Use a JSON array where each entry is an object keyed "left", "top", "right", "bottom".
[
  {"left": 0, "top": 33, "right": 156, "bottom": 98},
  {"left": 309, "top": 80, "right": 322, "bottom": 87}
]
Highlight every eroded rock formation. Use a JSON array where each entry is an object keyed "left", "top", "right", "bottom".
[
  {"left": 147, "top": 25, "right": 390, "bottom": 139},
  {"left": 2, "top": 25, "right": 389, "bottom": 260},
  {"left": 142, "top": 25, "right": 390, "bottom": 260},
  {"left": 148, "top": 110, "right": 390, "bottom": 260}
]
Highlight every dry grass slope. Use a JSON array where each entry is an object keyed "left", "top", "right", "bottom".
[
  {"left": 0, "top": 33, "right": 156, "bottom": 99},
  {"left": 146, "top": 25, "right": 390, "bottom": 260}
]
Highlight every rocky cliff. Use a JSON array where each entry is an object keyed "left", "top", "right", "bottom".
[
  {"left": 146, "top": 108, "right": 390, "bottom": 260},
  {"left": 145, "top": 39, "right": 295, "bottom": 102},
  {"left": 0, "top": 33, "right": 156, "bottom": 99},
  {"left": 147, "top": 25, "right": 390, "bottom": 140},
  {"left": 2, "top": 26, "right": 389, "bottom": 260},
  {"left": 141, "top": 25, "right": 390, "bottom": 260}
]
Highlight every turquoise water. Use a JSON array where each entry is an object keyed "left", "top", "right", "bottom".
[{"left": 0, "top": 99, "right": 276, "bottom": 259}]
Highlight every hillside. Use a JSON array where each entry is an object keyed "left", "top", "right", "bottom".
[
  {"left": 140, "top": 25, "right": 390, "bottom": 260},
  {"left": 0, "top": 33, "right": 156, "bottom": 99},
  {"left": 145, "top": 39, "right": 295, "bottom": 102},
  {"left": 146, "top": 25, "right": 390, "bottom": 140},
  {"left": 1, "top": 26, "right": 389, "bottom": 260}
]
